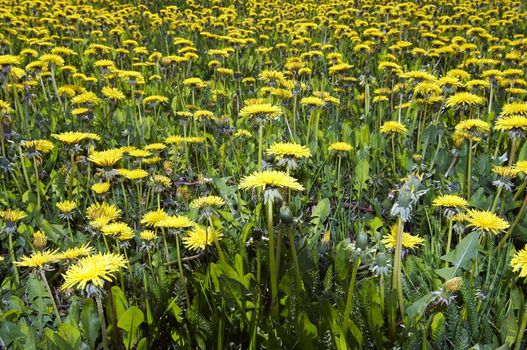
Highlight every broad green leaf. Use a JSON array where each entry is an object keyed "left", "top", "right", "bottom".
[
  {"left": 435, "top": 232, "right": 479, "bottom": 280},
  {"left": 406, "top": 292, "right": 434, "bottom": 323},
  {"left": 117, "top": 306, "right": 144, "bottom": 350},
  {"left": 311, "top": 198, "right": 330, "bottom": 226},
  {"left": 500, "top": 314, "right": 518, "bottom": 346},
  {"left": 354, "top": 159, "right": 370, "bottom": 191},
  {"left": 81, "top": 298, "right": 100, "bottom": 350}
]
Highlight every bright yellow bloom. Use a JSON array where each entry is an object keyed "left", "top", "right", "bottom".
[
  {"left": 239, "top": 103, "right": 282, "bottom": 119},
  {"left": 0, "top": 209, "right": 27, "bottom": 222},
  {"left": 380, "top": 121, "right": 407, "bottom": 134},
  {"left": 190, "top": 196, "right": 225, "bottom": 209},
  {"left": 328, "top": 142, "right": 353, "bottom": 152},
  {"left": 0, "top": 55, "right": 20, "bottom": 66},
  {"left": 86, "top": 202, "right": 121, "bottom": 221},
  {"left": 495, "top": 115, "right": 527, "bottom": 131},
  {"left": 101, "top": 222, "right": 133, "bottom": 237},
  {"left": 21, "top": 139, "right": 54, "bottom": 153},
  {"left": 239, "top": 170, "right": 304, "bottom": 191},
  {"left": 382, "top": 225, "right": 424, "bottom": 249},
  {"left": 52, "top": 132, "right": 101, "bottom": 144},
  {"left": 71, "top": 91, "right": 101, "bottom": 105},
  {"left": 515, "top": 161, "right": 527, "bottom": 174},
  {"left": 300, "top": 96, "right": 325, "bottom": 107},
  {"left": 102, "top": 86, "right": 126, "bottom": 101},
  {"left": 183, "top": 225, "right": 223, "bottom": 251},
  {"left": 445, "top": 92, "right": 485, "bottom": 108},
  {"left": 91, "top": 182, "right": 111, "bottom": 194},
  {"left": 511, "top": 244, "right": 527, "bottom": 277},
  {"left": 143, "top": 95, "right": 169, "bottom": 105},
  {"left": 141, "top": 209, "right": 169, "bottom": 227},
  {"left": 88, "top": 149, "right": 123, "bottom": 167},
  {"left": 266, "top": 142, "right": 311, "bottom": 159},
  {"left": 155, "top": 215, "right": 194, "bottom": 229},
  {"left": 117, "top": 168, "right": 149, "bottom": 180},
  {"left": 15, "top": 250, "right": 60, "bottom": 269},
  {"left": 58, "top": 244, "right": 94, "bottom": 260},
  {"left": 61, "top": 253, "right": 127, "bottom": 290},
  {"left": 140, "top": 230, "right": 158, "bottom": 241},
  {"left": 466, "top": 210, "right": 509, "bottom": 235},
  {"left": 432, "top": 195, "right": 469, "bottom": 208},
  {"left": 56, "top": 200, "right": 77, "bottom": 213},
  {"left": 492, "top": 165, "right": 518, "bottom": 178},
  {"left": 501, "top": 102, "right": 527, "bottom": 117}
]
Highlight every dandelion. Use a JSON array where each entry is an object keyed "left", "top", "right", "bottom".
[
  {"left": 466, "top": 210, "right": 509, "bottom": 235},
  {"left": 382, "top": 224, "right": 424, "bottom": 250},
  {"left": 183, "top": 225, "right": 223, "bottom": 251}
]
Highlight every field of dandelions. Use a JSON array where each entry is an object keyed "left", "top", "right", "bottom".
[{"left": 3, "top": 0, "right": 527, "bottom": 349}]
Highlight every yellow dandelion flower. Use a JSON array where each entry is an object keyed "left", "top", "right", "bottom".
[
  {"left": 58, "top": 244, "right": 94, "bottom": 260},
  {"left": 380, "top": 121, "right": 407, "bottom": 134},
  {"left": 155, "top": 215, "right": 194, "bottom": 229},
  {"left": 15, "top": 250, "right": 60, "bottom": 269},
  {"left": 56, "top": 200, "right": 77, "bottom": 213},
  {"left": 445, "top": 92, "right": 485, "bottom": 108},
  {"left": 183, "top": 225, "right": 223, "bottom": 251},
  {"left": 21, "top": 139, "right": 54, "bottom": 153},
  {"left": 511, "top": 244, "right": 527, "bottom": 277},
  {"left": 190, "top": 196, "right": 225, "bottom": 209},
  {"left": 140, "top": 230, "right": 158, "bottom": 241},
  {"left": 432, "top": 195, "right": 469, "bottom": 208},
  {"left": 328, "top": 142, "right": 353, "bottom": 152},
  {"left": 141, "top": 209, "right": 169, "bottom": 227},
  {"left": 266, "top": 142, "right": 311, "bottom": 159},
  {"left": 382, "top": 225, "right": 424, "bottom": 249},
  {"left": 239, "top": 170, "right": 304, "bottom": 191},
  {"left": 91, "top": 182, "right": 111, "bottom": 194},
  {"left": 88, "top": 149, "right": 123, "bottom": 167},
  {"left": 466, "top": 210, "right": 509, "bottom": 235},
  {"left": 61, "top": 253, "right": 127, "bottom": 290}
]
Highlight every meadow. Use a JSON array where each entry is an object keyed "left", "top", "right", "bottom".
[{"left": 1, "top": 0, "right": 527, "bottom": 348}]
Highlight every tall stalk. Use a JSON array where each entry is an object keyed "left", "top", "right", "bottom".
[
  {"left": 392, "top": 218, "right": 405, "bottom": 319},
  {"left": 266, "top": 200, "right": 278, "bottom": 319}
]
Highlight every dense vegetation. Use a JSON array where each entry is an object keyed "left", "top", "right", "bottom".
[{"left": 2, "top": 0, "right": 527, "bottom": 349}]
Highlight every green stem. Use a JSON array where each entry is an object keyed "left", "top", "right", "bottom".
[
  {"left": 498, "top": 191, "right": 527, "bottom": 250},
  {"left": 68, "top": 152, "right": 75, "bottom": 201},
  {"left": 258, "top": 124, "right": 263, "bottom": 169},
  {"left": 491, "top": 186, "right": 503, "bottom": 213},
  {"left": 175, "top": 233, "right": 190, "bottom": 305},
  {"left": 8, "top": 233, "right": 20, "bottom": 284},
  {"left": 391, "top": 135, "right": 396, "bottom": 176},
  {"left": 96, "top": 294, "right": 110, "bottom": 350},
  {"left": 515, "top": 301, "right": 527, "bottom": 350},
  {"left": 267, "top": 200, "right": 278, "bottom": 319},
  {"left": 208, "top": 216, "right": 226, "bottom": 264},
  {"left": 392, "top": 218, "right": 405, "bottom": 319},
  {"left": 33, "top": 157, "right": 41, "bottom": 213},
  {"left": 40, "top": 270, "right": 62, "bottom": 324},
  {"left": 444, "top": 218, "right": 453, "bottom": 268},
  {"left": 342, "top": 256, "right": 361, "bottom": 334},
  {"left": 467, "top": 139, "right": 473, "bottom": 201}
]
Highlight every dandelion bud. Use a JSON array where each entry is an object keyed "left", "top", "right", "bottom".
[
  {"left": 444, "top": 277, "right": 462, "bottom": 293},
  {"left": 356, "top": 231, "right": 368, "bottom": 250},
  {"left": 33, "top": 230, "right": 47, "bottom": 250},
  {"left": 279, "top": 205, "right": 294, "bottom": 224}
]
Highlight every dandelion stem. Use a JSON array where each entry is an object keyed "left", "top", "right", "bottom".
[
  {"left": 392, "top": 217, "right": 405, "bottom": 319},
  {"left": 266, "top": 200, "right": 278, "bottom": 319},
  {"left": 175, "top": 232, "right": 190, "bottom": 305},
  {"left": 444, "top": 218, "right": 453, "bottom": 268},
  {"left": 342, "top": 256, "right": 361, "bottom": 334},
  {"left": 467, "top": 139, "right": 473, "bottom": 201},
  {"left": 40, "top": 270, "right": 62, "bottom": 324},
  {"left": 96, "top": 294, "right": 110, "bottom": 350},
  {"left": 8, "top": 233, "right": 20, "bottom": 284},
  {"left": 498, "top": 191, "right": 527, "bottom": 250}
]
